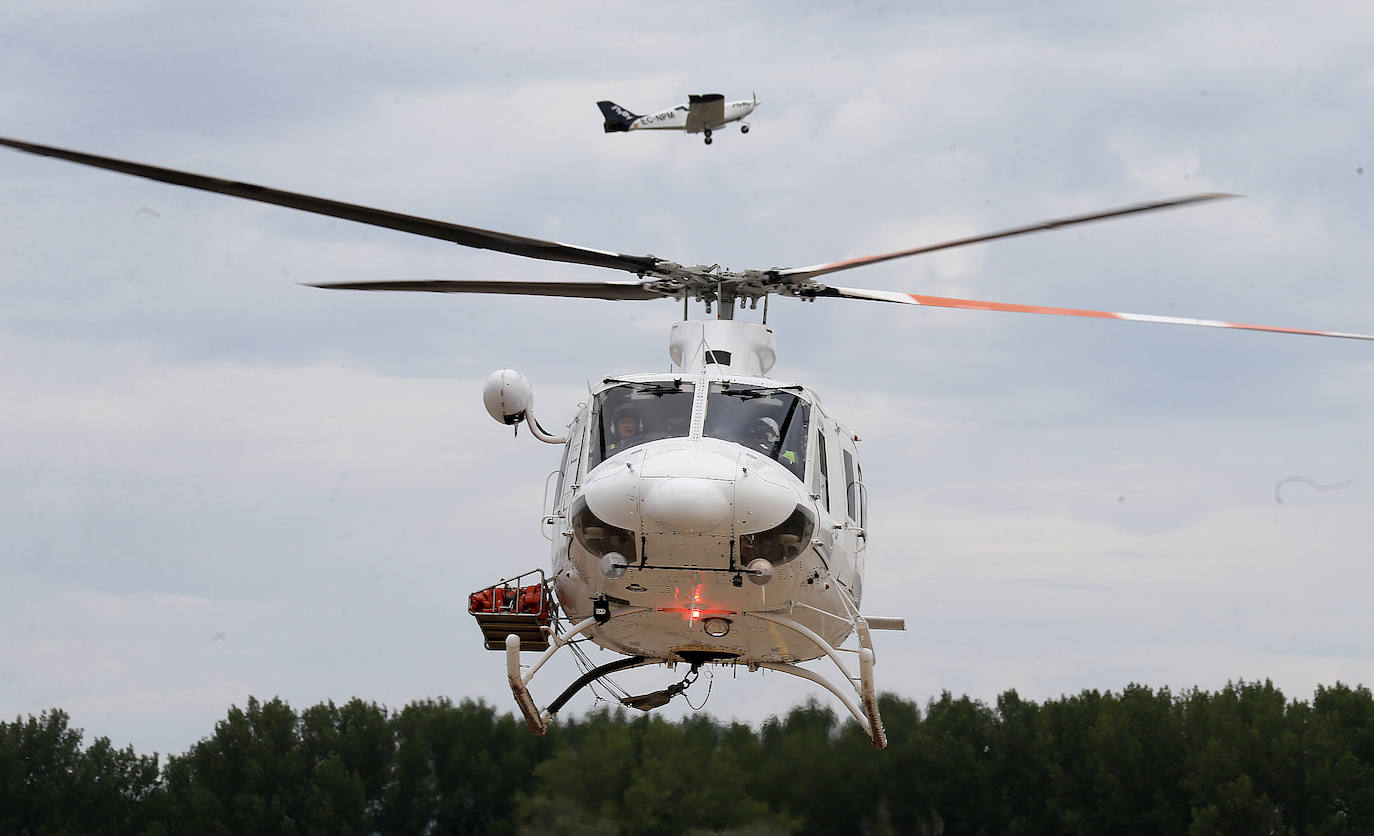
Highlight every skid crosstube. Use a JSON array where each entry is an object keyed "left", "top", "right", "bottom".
[{"left": 499, "top": 602, "right": 895, "bottom": 748}]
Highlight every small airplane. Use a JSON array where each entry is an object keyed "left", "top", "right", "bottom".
[
  {"left": 3, "top": 134, "right": 1372, "bottom": 750},
  {"left": 598, "top": 93, "right": 759, "bottom": 144}
]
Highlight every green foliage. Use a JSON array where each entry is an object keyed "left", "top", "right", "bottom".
[
  {"left": 0, "top": 709, "right": 162, "bottom": 836},
  {"left": 514, "top": 706, "right": 796, "bottom": 835},
  {"left": 6, "top": 681, "right": 1374, "bottom": 834}
]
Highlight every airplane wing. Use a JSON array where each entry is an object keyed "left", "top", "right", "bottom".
[{"left": 685, "top": 94, "right": 726, "bottom": 132}]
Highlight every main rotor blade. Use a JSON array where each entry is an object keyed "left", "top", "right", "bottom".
[
  {"left": 819, "top": 285, "right": 1374, "bottom": 342},
  {"left": 310, "top": 279, "right": 664, "bottom": 300},
  {"left": 776, "top": 194, "right": 1236, "bottom": 283},
  {"left": 0, "top": 135, "right": 660, "bottom": 275}
]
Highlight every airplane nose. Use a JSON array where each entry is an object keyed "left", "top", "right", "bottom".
[{"left": 641, "top": 477, "right": 731, "bottom": 534}]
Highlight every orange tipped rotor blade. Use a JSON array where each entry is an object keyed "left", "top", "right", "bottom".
[{"left": 819, "top": 285, "right": 1374, "bottom": 342}]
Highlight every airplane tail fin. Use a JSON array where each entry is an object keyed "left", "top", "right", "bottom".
[{"left": 597, "top": 100, "right": 640, "bottom": 133}]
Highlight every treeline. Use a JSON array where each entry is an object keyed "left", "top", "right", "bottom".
[{"left": 3, "top": 680, "right": 1373, "bottom": 835}]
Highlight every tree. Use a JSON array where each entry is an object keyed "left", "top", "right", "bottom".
[{"left": 0, "top": 709, "right": 161, "bottom": 836}]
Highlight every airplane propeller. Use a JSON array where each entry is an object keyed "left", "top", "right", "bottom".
[{"left": 4, "top": 134, "right": 1372, "bottom": 342}]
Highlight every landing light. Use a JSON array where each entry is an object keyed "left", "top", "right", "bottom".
[
  {"left": 747, "top": 558, "right": 774, "bottom": 585},
  {"left": 659, "top": 606, "right": 736, "bottom": 618},
  {"left": 703, "top": 617, "right": 731, "bottom": 637},
  {"left": 600, "top": 551, "right": 629, "bottom": 579}
]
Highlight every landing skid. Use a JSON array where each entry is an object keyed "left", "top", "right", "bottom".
[
  {"left": 505, "top": 607, "right": 652, "bottom": 735},
  {"left": 744, "top": 611, "right": 888, "bottom": 749},
  {"left": 501, "top": 605, "right": 893, "bottom": 749}
]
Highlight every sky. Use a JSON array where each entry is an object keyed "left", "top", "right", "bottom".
[{"left": 2, "top": 1, "right": 1372, "bottom": 756}]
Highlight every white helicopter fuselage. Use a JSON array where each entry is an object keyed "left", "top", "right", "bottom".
[{"left": 541, "top": 320, "right": 869, "bottom": 665}]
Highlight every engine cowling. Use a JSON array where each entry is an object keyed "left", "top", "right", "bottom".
[{"left": 482, "top": 369, "right": 534, "bottom": 425}]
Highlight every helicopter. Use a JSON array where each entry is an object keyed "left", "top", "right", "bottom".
[{"left": 3, "top": 135, "right": 1372, "bottom": 749}]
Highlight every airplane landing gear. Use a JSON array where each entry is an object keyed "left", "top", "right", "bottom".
[
  {"left": 741, "top": 124, "right": 750, "bottom": 134},
  {"left": 704, "top": 128, "right": 713, "bottom": 145}
]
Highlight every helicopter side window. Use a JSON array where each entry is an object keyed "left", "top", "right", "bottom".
[
  {"left": 551, "top": 413, "right": 585, "bottom": 513},
  {"left": 702, "top": 384, "right": 809, "bottom": 479},
  {"left": 843, "top": 448, "right": 859, "bottom": 523},
  {"left": 816, "top": 429, "right": 830, "bottom": 512},
  {"left": 588, "top": 381, "right": 695, "bottom": 468},
  {"left": 553, "top": 437, "right": 572, "bottom": 508},
  {"left": 856, "top": 461, "right": 866, "bottom": 528}
]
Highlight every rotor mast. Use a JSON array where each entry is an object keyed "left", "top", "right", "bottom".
[{"left": 716, "top": 289, "right": 735, "bottom": 320}]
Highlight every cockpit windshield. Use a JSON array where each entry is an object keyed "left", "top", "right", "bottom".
[
  {"left": 703, "top": 383, "right": 809, "bottom": 479},
  {"left": 590, "top": 380, "right": 696, "bottom": 467}
]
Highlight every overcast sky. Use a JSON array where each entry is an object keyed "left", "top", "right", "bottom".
[{"left": 3, "top": 1, "right": 1372, "bottom": 756}]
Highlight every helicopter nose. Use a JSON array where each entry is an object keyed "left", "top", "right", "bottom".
[
  {"left": 641, "top": 477, "right": 732, "bottom": 534},
  {"left": 638, "top": 447, "right": 736, "bottom": 535},
  {"left": 731, "top": 456, "right": 801, "bottom": 532},
  {"left": 582, "top": 444, "right": 804, "bottom": 537}
]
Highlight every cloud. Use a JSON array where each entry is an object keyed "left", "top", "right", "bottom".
[{"left": 2, "top": 0, "right": 1372, "bottom": 755}]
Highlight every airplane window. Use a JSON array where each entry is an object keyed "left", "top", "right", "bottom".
[
  {"left": 703, "top": 384, "right": 809, "bottom": 480},
  {"left": 589, "top": 381, "right": 695, "bottom": 468}
]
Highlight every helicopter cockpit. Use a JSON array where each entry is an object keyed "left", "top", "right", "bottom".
[
  {"left": 702, "top": 383, "right": 809, "bottom": 479},
  {"left": 588, "top": 379, "right": 810, "bottom": 481},
  {"left": 590, "top": 380, "right": 696, "bottom": 466}
]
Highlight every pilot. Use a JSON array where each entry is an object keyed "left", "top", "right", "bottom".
[
  {"left": 607, "top": 404, "right": 639, "bottom": 452},
  {"left": 746, "top": 416, "right": 780, "bottom": 453}
]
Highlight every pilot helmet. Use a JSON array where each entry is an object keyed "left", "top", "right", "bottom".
[
  {"left": 750, "top": 416, "right": 780, "bottom": 445},
  {"left": 611, "top": 403, "right": 638, "bottom": 430}
]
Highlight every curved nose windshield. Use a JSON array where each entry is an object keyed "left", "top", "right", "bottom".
[
  {"left": 703, "top": 383, "right": 809, "bottom": 480},
  {"left": 590, "top": 380, "right": 696, "bottom": 468},
  {"left": 588, "top": 380, "right": 810, "bottom": 481}
]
